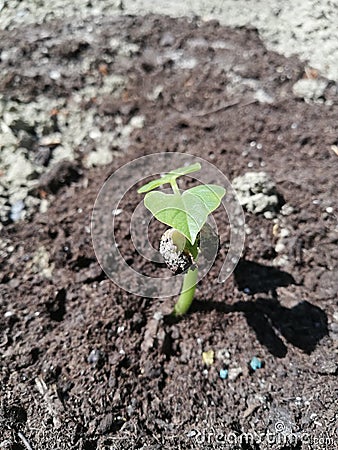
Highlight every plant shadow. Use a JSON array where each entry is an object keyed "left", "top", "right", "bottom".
[
  {"left": 192, "top": 297, "right": 328, "bottom": 357},
  {"left": 189, "top": 260, "right": 328, "bottom": 357},
  {"left": 234, "top": 259, "right": 296, "bottom": 295}
]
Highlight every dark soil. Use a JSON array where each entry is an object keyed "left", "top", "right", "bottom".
[{"left": 1, "top": 14, "right": 338, "bottom": 450}]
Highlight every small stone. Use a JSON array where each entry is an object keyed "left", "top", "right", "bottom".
[
  {"left": 275, "top": 242, "right": 286, "bottom": 253},
  {"left": 232, "top": 172, "right": 279, "bottom": 216},
  {"left": 10, "top": 200, "right": 25, "bottom": 222},
  {"left": 49, "top": 70, "right": 61, "bottom": 80},
  {"left": 147, "top": 85, "right": 163, "bottom": 101},
  {"left": 6, "top": 154, "right": 34, "bottom": 185},
  {"left": 153, "top": 311, "right": 163, "bottom": 321},
  {"left": 281, "top": 204, "right": 294, "bottom": 216},
  {"left": 292, "top": 78, "right": 327, "bottom": 101},
  {"left": 129, "top": 115, "right": 145, "bottom": 129},
  {"left": 202, "top": 350, "right": 214, "bottom": 366},
  {"left": 89, "top": 128, "right": 102, "bottom": 140},
  {"left": 219, "top": 369, "right": 228, "bottom": 380},
  {"left": 215, "top": 348, "right": 231, "bottom": 363},
  {"left": 112, "top": 208, "right": 123, "bottom": 216},
  {"left": 160, "top": 32, "right": 175, "bottom": 47},
  {"left": 88, "top": 349, "right": 105, "bottom": 366},
  {"left": 250, "top": 356, "right": 263, "bottom": 371},
  {"left": 39, "top": 199, "right": 49, "bottom": 214},
  {"left": 228, "top": 367, "right": 243, "bottom": 381},
  {"left": 280, "top": 228, "right": 290, "bottom": 238}
]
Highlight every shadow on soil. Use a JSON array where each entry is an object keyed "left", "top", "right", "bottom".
[
  {"left": 193, "top": 297, "right": 328, "bottom": 357},
  {"left": 191, "top": 260, "right": 328, "bottom": 358},
  {"left": 234, "top": 260, "right": 296, "bottom": 295}
]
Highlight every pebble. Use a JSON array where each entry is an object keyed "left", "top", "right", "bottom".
[
  {"left": 281, "top": 204, "right": 294, "bottom": 216},
  {"left": 202, "top": 350, "right": 214, "bottom": 366},
  {"left": 10, "top": 200, "right": 25, "bottom": 221},
  {"left": 280, "top": 228, "right": 290, "bottom": 238},
  {"left": 153, "top": 311, "right": 163, "bottom": 321},
  {"left": 292, "top": 78, "right": 327, "bottom": 101},
  {"left": 49, "top": 70, "right": 61, "bottom": 80},
  {"left": 112, "top": 208, "right": 123, "bottom": 216},
  {"left": 219, "top": 369, "right": 228, "bottom": 380},
  {"left": 216, "top": 348, "right": 231, "bottom": 362},
  {"left": 87, "top": 349, "right": 105, "bottom": 366},
  {"left": 250, "top": 356, "right": 263, "bottom": 371},
  {"left": 275, "top": 242, "right": 286, "bottom": 253},
  {"left": 232, "top": 171, "right": 279, "bottom": 216},
  {"left": 227, "top": 367, "right": 243, "bottom": 381}
]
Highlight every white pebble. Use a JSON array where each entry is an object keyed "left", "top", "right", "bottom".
[
  {"left": 153, "top": 311, "right": 163, "bottom": 321},
  {"left": 280, "top": 228, "right": 290, "bottom": 238},
  {"left": 112, "top": 208, "right": 123, "bottom": 216},
  {"left": 49, "top": 70, "right": 61, "bottom": 80},
  {"left": 275, "top": 242, "right": 286, "bottom": 253},
  {"left": 228, "top": 367, "right": 243, "bottom": 381}
]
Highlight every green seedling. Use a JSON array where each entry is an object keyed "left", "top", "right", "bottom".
[{"left": 138, "top": 163, "right": 225, "bottom": 315}]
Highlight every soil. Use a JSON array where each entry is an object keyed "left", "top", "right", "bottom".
[{"left": 1, "top": 14, "right": 338, "bottom": 450}]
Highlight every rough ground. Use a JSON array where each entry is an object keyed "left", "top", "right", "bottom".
[{"left": 0, "top": 12, "right": 338, "bottom": 450}]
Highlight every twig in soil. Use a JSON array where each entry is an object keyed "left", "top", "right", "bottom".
[
  {"left": 35, "top": 377, "right": 63, "bottom": 428},
  {"left": 171, "top": 98, "right": 257, "bottom": 117},
  {"left": 17, "top": 432, "right": 33, "bottom": 450},
  {"left": 0, "top": 333, "right": 9, "bottom": 347},
  {"left": 191, "top": 99, "right": 257, "bottom": 117}
]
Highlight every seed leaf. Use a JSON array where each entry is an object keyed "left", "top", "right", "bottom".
[
  {"left": 144, "top": 184, "right": 225, "bottom": 244},
  {"left": 137, "top": 163, "right": 201, "bottom": 193}
]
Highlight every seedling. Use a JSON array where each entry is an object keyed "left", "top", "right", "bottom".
[{"left": 138, "top": 163, "right": 225, "bottom": 315}]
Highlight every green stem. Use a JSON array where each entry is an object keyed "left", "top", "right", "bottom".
[
  {"left": 170, "top": 179, "right": 180, "bottom": 195},
  {"left": 173, "top": 266, "right": 198, "bottom": 316}
]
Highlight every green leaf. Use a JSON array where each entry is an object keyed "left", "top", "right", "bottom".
[
  {"left": 144, "top": 184, "right": 225, "bottom": 244},
  {"left": 168, "top": 162, "right": 201, "bottom": 177},
  {"left": 137, "top": 163, "right": 201, "bottom": 193}
]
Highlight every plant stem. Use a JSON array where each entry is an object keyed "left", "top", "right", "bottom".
[
  {"left": 173, "top": 266, "right": 198, "bottom": 316},
  {"left": 170, "top": 179, "right": 180, "bottom": 195}
]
